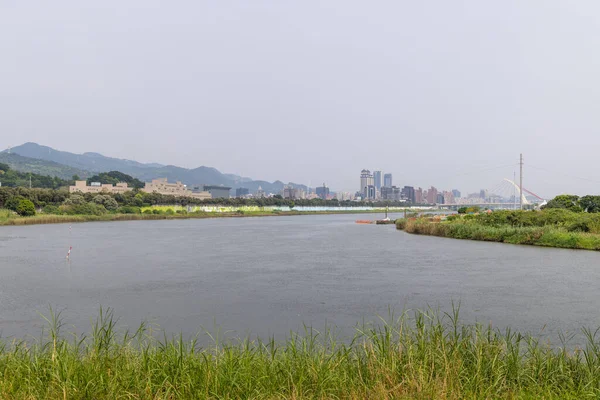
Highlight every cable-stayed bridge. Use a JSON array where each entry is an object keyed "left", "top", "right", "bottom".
[{"left": 438, "top": 178, "right": 546, "bottom": 210}]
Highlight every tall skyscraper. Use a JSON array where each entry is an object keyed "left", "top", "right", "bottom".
[
  {"left": 360, "top": 169, "right": 374, "bottom": 199},
  {"left": 383, "top": 173, "right": 392, "bottom": 187},
  {"left": 452, "top": 189, "right": 461, "bottom": 198},
  {"left": 373, "top": 171, "right": 382, "bottom": 190}
]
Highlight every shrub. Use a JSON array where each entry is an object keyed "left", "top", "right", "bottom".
[
  {"left": 61, "top": 202, "right": 107, "bottom": 215},
  {"left": 4, "top": 197, "right": 23, "bottom": 212},
  {"left": 118, "top": 206, "right": 141, "bottom": 214},
  {"left": 395, "top": 219, "right": 407, "bottom": 230},
  {"left": 143, "top": 209, "right": 153, "bottom": 215},
  {"left": 64, "top": 195, "right": 86, "bottom": 205},
  {"left": 16, "top": 199, "right": 36, "bottom": 216},
  {"left": 165, "top": 209, "right": 175, "bottom": 215},
  {"left": 42, "top": 205, "right": 60, "bottom": 214}
]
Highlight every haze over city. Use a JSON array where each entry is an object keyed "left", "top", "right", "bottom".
[{"left": 2, "top": 1, "right": 600, "bottom": 197}]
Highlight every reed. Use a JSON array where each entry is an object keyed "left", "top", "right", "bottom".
[
  {"left": 0, "top": 307, "right": 598, "bottom": 399},
  {"left": 399, "top": 216, "right": 600, "bottom": 250}
]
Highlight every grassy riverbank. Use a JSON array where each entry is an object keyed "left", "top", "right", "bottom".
[
  {"left": 2, "top": 308, "right": 600, "bottom": 399},
  {"left": 396, "top": 209, "right": 600, "bottom": 250},
  {"left": 0, "top": 208, "right": 404, "bottom": 226}
]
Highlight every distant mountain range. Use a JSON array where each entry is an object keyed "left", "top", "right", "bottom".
[{"left": 1, "top": 142, "right": 307, "bottom": 194}]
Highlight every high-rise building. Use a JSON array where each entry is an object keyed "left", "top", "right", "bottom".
[
  {"left": 360, "top": 169, "right": 375, "bottom": 200},
  {"left": 443, "top": 191, "right": 455, "bottom": 205},
  {"left": 382, "top": 186, "right": 402, "bottom": 201},
  {"left": 436, "top": 193, "right": 445, "bottom": 204},
  {"left": 283, "top": 185, "right": 305, "bottom": 200},
  {"left": 316, "top": 183, "right": 330, "bottom": 200},
  {"left": 402, "top": 186, "right": 415, "bottom": 203},
  {"left": 366, "top": 185, "right": 376, "bottom": 200},
  {"left": 256, "top": 186, "right": 265, "bottom": 198},
  {"left": 235, "top": 187, "right": 249, "bottom": 197},
  {"left": 336, "top": 191, "right": 353, "bottom": 201},
  {"left": 415, "top": 187, "right": 424, "bottom": 204},
  {"left": 480, "top": 189, "right": 488, "bottom": 200},
  {"left": 452, "top": 189, "right": 461, "bottom": 199},
  {"left": 426, "top": 186, "right": 438, "bottom": 204},
  {"left": 383, "top": 173, "right": 393, "bottom": 188},
  {"left": 373, "top": 171, "right": 382, "bottom": 190}
]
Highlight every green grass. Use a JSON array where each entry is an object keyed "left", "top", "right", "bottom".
[
  {"left": 396, "top": 212, "right": 600, "bottom": 251},
  {"left": 2, "top": 307, "right": 600, "bottom": 399}
]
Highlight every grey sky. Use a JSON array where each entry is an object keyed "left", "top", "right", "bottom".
[{"left": 1, "top": 1, "right": 599, "bottom": 197}]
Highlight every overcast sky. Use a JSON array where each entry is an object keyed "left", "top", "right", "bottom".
[{"left": 1, "top": 1, "right": 599, "bottom": 197}]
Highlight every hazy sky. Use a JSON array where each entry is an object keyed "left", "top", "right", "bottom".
[{"left": 1, "top": 1, "right": 600, "bottom": 197}]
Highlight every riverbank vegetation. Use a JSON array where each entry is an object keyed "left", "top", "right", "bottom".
[
  {"left": 1, "top": 308, "right": 600, "bottom": 399},
  {"left": 396, "top": 208, "right": 600, "bottom": 250}
]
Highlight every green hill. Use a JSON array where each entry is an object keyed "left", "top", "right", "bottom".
[
  {"left": 7, "top": 143, "right": 308, "bottom": 194},
  {"left": 0, "top": 152, "right": 90, "bottom": 180},
  {"left": 0, "top": 162, "right": 71, "bottom": 189}
]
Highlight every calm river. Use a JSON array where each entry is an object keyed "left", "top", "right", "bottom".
[{"left": 1, "top": 213, "right": 600, "bottom": 343}]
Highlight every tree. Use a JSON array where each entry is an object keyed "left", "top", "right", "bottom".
[
  {"left": 92, "top": 195, "right": 119, "bottom": 211},
  {"left": 72, "top": 175, "right": 80, "bottom": 181},
  {"left": 542, "top": 195, "right": 582, "bottom": 212},
  {"left": 16, "top": 199, "right": 36, "bottom": 216},
  {"left": 0, "top": 163, "right": 9, "bottom": 172},
  {"left": 64, "top": 194, "right": 86, "bottom": 205},
  {"left": 579, "top": 195, "right": 600, "bottom": 213}
]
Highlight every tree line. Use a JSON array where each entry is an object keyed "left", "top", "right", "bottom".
[{"left": 542, "top": 195, "right": 600, "bottom": 213}]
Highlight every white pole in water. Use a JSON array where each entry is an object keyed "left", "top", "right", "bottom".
[{"left": 66, "top": 246, "right": 72, "bottom": 259}]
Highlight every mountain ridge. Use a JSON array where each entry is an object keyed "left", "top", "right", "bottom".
[{"left": 4, "top": 143, "right": 307, "bottom": 194}]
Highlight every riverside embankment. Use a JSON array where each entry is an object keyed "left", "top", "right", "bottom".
[
  {"left": 396, "top": 209, "right": 600, "bottom": 251},
  {"left": 0, "top": 207, "right": 416, "bottom": 226}
]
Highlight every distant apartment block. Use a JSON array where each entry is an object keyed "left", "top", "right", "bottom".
[
  {"left": 336, "top": 191, "right": 353, "bottom": 201},
  {"left": 436, "top": 193, "right": 445, "bottom": 204},
  {"left": 426, "top": 186, "right": 438, "bottom": 204},
  {"left": 202, "top": 185, "right": 231, "bottom": 199},
  {"left": 401, "top": 186, "right": 415, "bottom": 203},
  {"left": 443, "top": 191, "right": 455, "bottom": 205},
  {"left": 373, "top": 171, "right": 382, "bottom": 190},
  {"left": 70, "top": 180, "right": 130, "bottom": 194},
  {"left": 142, "top": 178, "right": 210, "bottom": 199},
  {"left": 415, "top": 187, "right": 424, "bottom": 204},
  {"left": 282, "top": 185, "right": 305, "bottom": 200},
  {"left": 383, "top": 173, "right": 392, "bottom": 188},
  {"left": 235, "top": 187, "right": 249, "bottom": 197},
  {"left": 452, "top": 189, "right": 461, "bottom": 198},
  {"left": 381, "top": 186, "right": 402, "bottom": 201},
  {"left": 316, "top": 183, "right": 330, "bottom": 200}
]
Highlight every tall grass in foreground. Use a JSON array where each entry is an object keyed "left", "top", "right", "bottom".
[
  {"left": 2, "top": 308, "right": 600, "bottom": 398},
  {"left": 397, "top": 218, "right": 600, "bottom": 251}
]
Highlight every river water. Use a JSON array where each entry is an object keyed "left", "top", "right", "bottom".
[{"left": 1, "top": 213, "right": 600, "bottom": 343}]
